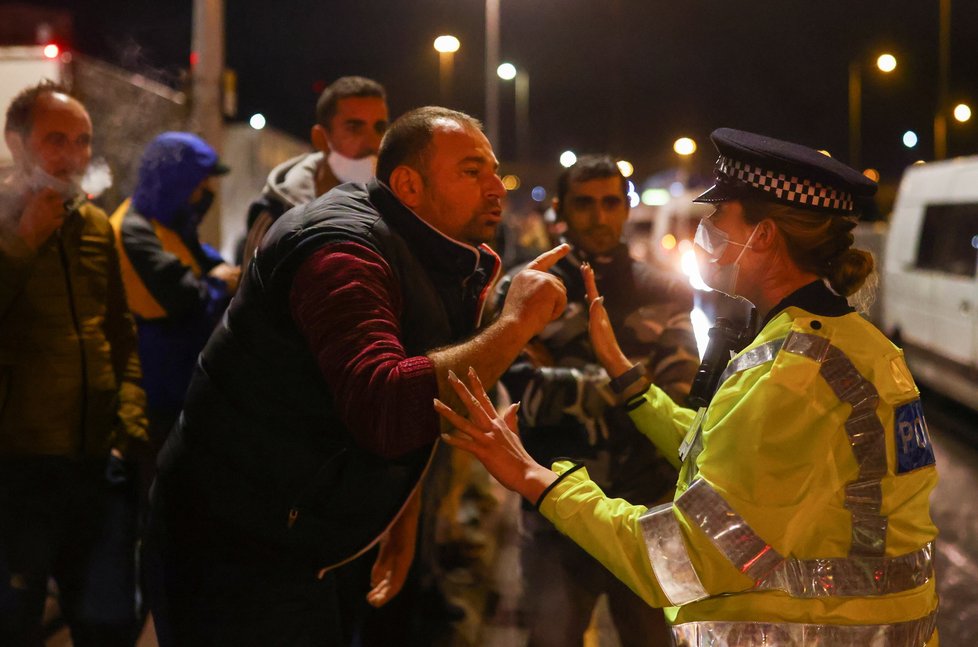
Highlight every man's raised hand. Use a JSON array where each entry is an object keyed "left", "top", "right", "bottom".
[{"left": 500, "top": 243, "right": 570, "bottom": 334}]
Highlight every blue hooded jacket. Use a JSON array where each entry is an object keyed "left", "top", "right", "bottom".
[
  {"left": 132, "top": 131, "right": 222, "bottom": 228},
  {"left": 119, "top": 132, "right": 231, "bottom": 419}
]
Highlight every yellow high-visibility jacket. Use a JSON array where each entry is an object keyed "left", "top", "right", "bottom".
[{"left": 538, "top": 301, "right": 939, "bottom": 646}]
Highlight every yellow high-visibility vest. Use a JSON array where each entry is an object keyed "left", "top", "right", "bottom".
[
  {"left": 538, "top": 306, "right": 939, "bottom": 646},
  {"left": 109, "top": 198, "right": 202, "bottom": 320}
]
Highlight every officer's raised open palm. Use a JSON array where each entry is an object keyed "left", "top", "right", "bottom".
[{"left": 581, "top": 262, "right": 632, "bottom": 378}]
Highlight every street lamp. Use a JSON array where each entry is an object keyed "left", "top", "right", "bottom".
[
  {"left": 953, "top": 103, "right": 972, "bottom": 123},
  {"left": 674, "top": 137, "right": 697, "bottom": 156},
  {"left": 876, "top": 53, "right": 897, "bottom": 73},
  {"left": 848, "top": 51, "right": 896, "bottom": 169},
  {"left": 433, "top": 35, "right": 460, "bottom": 104},
  {"left": 497, "top": 62, "right": 530, "bottom": 161}
]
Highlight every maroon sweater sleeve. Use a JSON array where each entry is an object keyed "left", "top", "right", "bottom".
[{"left": 289, "top": 241, "right": 439, "bottom": 458}]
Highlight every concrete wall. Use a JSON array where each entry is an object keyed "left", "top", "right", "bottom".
[{"left": 217, "top": 123, "right": 310, "bottom": 260}]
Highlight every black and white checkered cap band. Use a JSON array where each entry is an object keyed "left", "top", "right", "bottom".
[{"left": 717, "top": 156, "right": 854, "bottom": 212}]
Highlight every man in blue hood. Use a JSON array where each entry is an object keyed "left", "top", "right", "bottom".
[{"left": 110, "top": 132, "right": 240, "bottom": 459}]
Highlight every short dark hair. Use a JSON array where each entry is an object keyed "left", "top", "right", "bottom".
[
  {"left": 555, "top": 154, "right": 628, "bottom": 214},
  {"left": 375, "top": 106, "right": 483, "bottom": 186},
  {"left": 4, "top": 79, "right": 72, "bottom": 137},
  {"left": 314, "top": 76, "right": 386, "bottom": 129}
]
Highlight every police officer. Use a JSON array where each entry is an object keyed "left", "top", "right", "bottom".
[{"left": 435, "top": 128, "right": 940, "bottom": 646}]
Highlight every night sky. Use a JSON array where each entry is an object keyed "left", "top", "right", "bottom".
[{"left": 28, "top": 0, "right": 978, "bottom": 184}]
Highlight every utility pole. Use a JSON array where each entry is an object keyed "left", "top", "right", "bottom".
[
  {"left": 848, "top": 61, "right": 862, "bottom": 169},
  {"left": 485, "top": 0, "right": 500, "bottom": 150},
  {"left": 934, "top": 0, "right": 951, "bottom": 160},
  {"left": 515, "top": 71, "right": 530, "bottom": 161},
  {"left": 192, "top": 0, "right": 225, "bottom": 246}
]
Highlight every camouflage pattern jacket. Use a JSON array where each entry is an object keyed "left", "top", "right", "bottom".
[{"left": 497, "top": 243, "right": 699, "bottom": 505}]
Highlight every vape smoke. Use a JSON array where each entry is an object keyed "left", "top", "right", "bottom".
[{"left": 80, "top": 157, "right": 113, "bottom": 198}]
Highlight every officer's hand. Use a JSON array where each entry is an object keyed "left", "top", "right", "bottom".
[
  {"left": 208, "top": 263, "right": 242, "bottom": 294},
  {"left": 17, "top": 188, "right": 66, "bottom": 250},
  {"left": 582, "top": 262, "right": 631, "bottom": 378},
  {"left": 500, "top": 244, "right": 569, "bottom": 334}
]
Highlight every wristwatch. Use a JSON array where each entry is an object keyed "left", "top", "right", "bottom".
[{"left": 609, "top": 364, "right": 646, "bottom": 395}]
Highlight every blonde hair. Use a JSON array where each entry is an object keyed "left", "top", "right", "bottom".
[{"left": 743, "top": 200, "right": 876, "bottom": 306}]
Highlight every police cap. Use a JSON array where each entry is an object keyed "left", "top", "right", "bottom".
[{"left": 694, "top": 128, "right": 876, "bottom": 215}]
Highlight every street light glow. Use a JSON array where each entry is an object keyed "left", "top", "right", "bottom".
[
  {"left": 876, "top": 53, "right": 897, "bottom": 73},
  {"left": 497, "top": 62, "right": 517, "bottom": 81},
  {"left": 673, "top": 137, "right": 697, "bottom": 156},
  {"left": 954, "top": 103, "right": 972, "bottom": 123},
  {"left": 617, "top": 160, "right": 634, "bottom": 177},
  {"left": 559, "top": 150, "right": 577, "bottom": 168},
  {"left": 903, "top": 130, "right": 918, "bottom": 148},
  {"left": 433, "top": 35, "right": 460, "bottom": 53},
  {"left": 642, "top": 188, "right": 670, "bottom": 206},
  {"left": 501, "top": 174, "right": 521, "bottom": 190},
  {"left": 249, "top": 113, "right": 266, "bottom": 130}
]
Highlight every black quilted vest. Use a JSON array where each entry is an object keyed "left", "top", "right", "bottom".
[{"left": 158, "top": 179, "right": 498, "bottom": 568}]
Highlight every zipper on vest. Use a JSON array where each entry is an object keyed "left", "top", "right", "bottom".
[{"left": 57, "top": 231, "right": 89, "bottom": 455}]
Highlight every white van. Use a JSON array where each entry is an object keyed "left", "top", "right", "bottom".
[
  {"left": 624, "top": 188, "right": 712, "bottom": 274},
  {"left": 882, "top": 157, "right": 978, "bottom": 410},
  {"left": 0, "top": 46, "right": 65, "bottom": 167}
]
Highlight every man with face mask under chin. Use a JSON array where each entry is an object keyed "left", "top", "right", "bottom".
[
  {"left": 239, "top": 76, "right": 389, "bottom": 263},
  {"left": 110, "top": 132, "right": 240, "bottom": 467},
  {"left": 0, "top": 81, "right": 148, "bottom": 646}
]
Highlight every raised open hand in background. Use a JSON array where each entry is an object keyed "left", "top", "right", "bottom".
[{"left": 581, "top": 262, "right": 632, "bottom": 379}]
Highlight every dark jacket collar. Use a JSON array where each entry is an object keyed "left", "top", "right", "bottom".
[
  {"left": 761, "top": 279, "right": 854, "bottom": 329},
  {"left": 367, "top": 179, "right": 497, "bottom": 279}
]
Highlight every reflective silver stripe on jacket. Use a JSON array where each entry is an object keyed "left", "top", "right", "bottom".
[
  {"left": 671, "top": 609, "right": 937, "bottom": 647},
  {"left": 759, "top": 542, "right": 934, "bottom": 597},
  {"left": 676, "top": 478, "right": 785, "bottom": 583},
  {"left": 717, "top": 336, "right": 786, "bottom": 386},
  {"left": 782, "top": 331, "right": 888, "bottom": 556},
  {"left": 715, "top": 329, "right": 890, "bottom": 557},
  {"left": 674, "top": 478, "right": 934, "bottom": 598},
  {"left": 638, "top": 502, "right": 709, "bottom": 606}
]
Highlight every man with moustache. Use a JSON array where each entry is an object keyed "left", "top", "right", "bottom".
[
  {"left": 146, "top": 106, "right": 570, "bottom": 646},
  {"left": 497, "top": 154, "right": 699, "bottom": 646},
  {"left": 0, "top": 81, "right": 148, "bottom": 645}
]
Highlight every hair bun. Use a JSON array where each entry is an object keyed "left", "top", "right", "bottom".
[{"left": 827, "top": 248, "right": 874, "bottom": 296}]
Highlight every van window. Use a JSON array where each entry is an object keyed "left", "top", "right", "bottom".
[{"left": 915, "top": 203, "right": 978, "bottom": 277}]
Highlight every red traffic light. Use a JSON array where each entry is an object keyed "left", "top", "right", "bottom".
[{"left": 43, "top": 43, "right": 60, "bottom": 59}]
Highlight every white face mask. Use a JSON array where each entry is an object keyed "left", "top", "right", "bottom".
[
  {"left": 327, "top": 150, "right": 377, "bottom": 184},
  {"left": 694, "top": 218, "right": 759, "bottom": 296}
]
